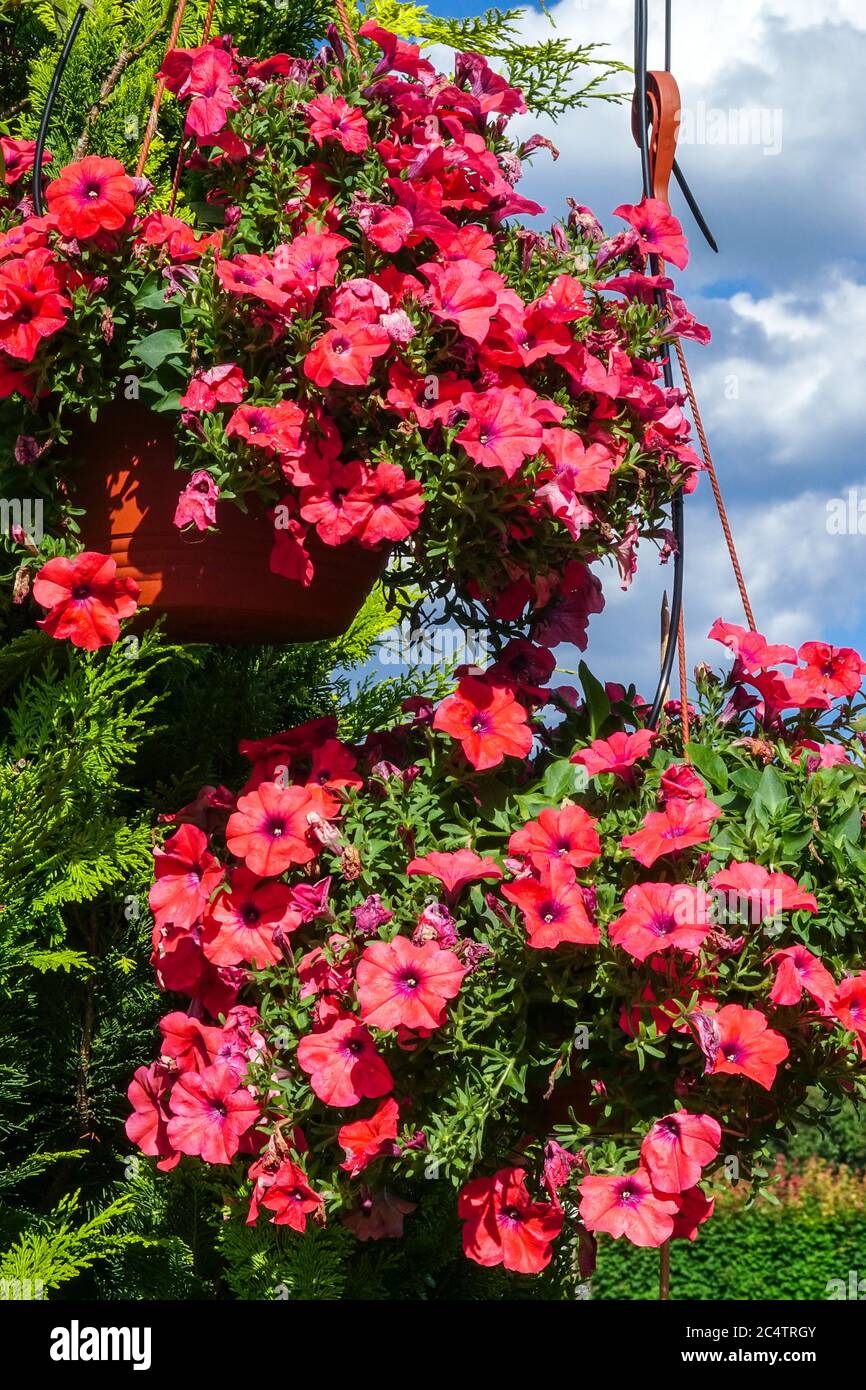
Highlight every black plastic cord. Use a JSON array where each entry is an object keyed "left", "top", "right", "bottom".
[
  {"left": 31, "top": 4, "right": 87, "bottom": 214},
  {"left": 634, "top": 0, "right": 685, "bottom": 730}
]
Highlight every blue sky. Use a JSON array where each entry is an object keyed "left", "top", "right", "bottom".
[{"left": 381, "top": 1, "right": 866, "bottom": 695}]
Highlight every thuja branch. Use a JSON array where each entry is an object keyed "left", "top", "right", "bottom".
[{"left": 74, "top": 12, "right": 170, "bottom": 159}]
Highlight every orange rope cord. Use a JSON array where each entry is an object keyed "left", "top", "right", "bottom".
[
  {"left": 334, "top": 0, "right": 361, "bottom": 61},
  {"left": 677, "top": 608, "right": 690, "bottom": 748},
  {"left": 135, "top": 0, "right": 189, "bottom": 176},
  {"left": 166, "top": 0, "right": 217, "bottom": 212}
]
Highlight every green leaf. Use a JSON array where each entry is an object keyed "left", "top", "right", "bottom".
[
  {"left": 130, "top": 329, "right": 185, "bottom": 370},
  {"left": 542, "top": 758, "right": 582, "bottom": 801},
  {"left": 753, "top": 765, "right": 788, "bottom": 818},
  {"left": 685, "top": 742, "right": 729, "bottom": 791},
  {"left": 578, "top": 661, "right": 610, "bottom": 738}
]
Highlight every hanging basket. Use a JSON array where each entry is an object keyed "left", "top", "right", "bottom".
[{"left": 72, "top": 404, "right": 385, "bottom": 644}]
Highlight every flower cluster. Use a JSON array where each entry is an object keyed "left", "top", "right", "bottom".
[
  {"left": 128, "top": 619, "right": 866, "bottom": 1274},
  {"left": 3, "top": 27, "right": 705, "bottom": 647}
]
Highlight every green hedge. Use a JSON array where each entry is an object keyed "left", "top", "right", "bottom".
[{"left": 592, "top": 1212, "right": 866, "bottom": 1301}]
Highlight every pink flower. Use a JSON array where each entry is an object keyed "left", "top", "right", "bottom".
[
  {"left": 769, "top": 946, "right": 836, "bottom": 1011},
  {"left": 296, "top": 1016, "right": 394, "bottom": 1107},
  {"left": 149, "top": 823, "right": 223, "bottom": 931},
  {"left": 508, "top": 804, "right": 600, "bottom": 873},
  {"left": 503, "top": 859, "right": 600, "bottom": 950},
  {"left": 345, "top": 462, "right": 425, "bottom": 545},
  {"left": 247, "top": 1157, "right": 323, "bottom": 1230},
  {"left": 342, "top": 1189, "right": 416, "bottom": 1240},
  {"left": 608, "top": 882, "right": 711, "bottom": 964},
  {"left": 304, "top": 320, "right": 390, "bottom": 388},
  {"left": 710, "top": 1004, "right": 789, "bottom": 1090},
  {"left": 613, "top": 196, "right": 689, "bottom": 270},
  {"left": 356, "top": 202, "right": 413, "bottom": 252},
  {"left": 423, "top": 262, "right": 499, "bottom": 343},
  {"left": 180, "top": 363, "right": 247, "bottom": 412},
  {"left": 433, "top": 676, "right": 533, "bottom": 770},
  {"left": 174, "top": 471, "right": 219, "bottom": 531},
  {"left": 640, "top": 1112, "right": 721, "bottom": 1194},
  {"left": 709, "top": 862, "right": 818, "bottom": 916},
  {"left": 456, "top": 388, "right": 543, "bottom": 478},
  {"left": 166, "top": 1062, "right": 259, "bottom": 1164},
  {"left": 571, "top": 729, "right": 657, "bottom": 786},
  {"left": 33, "top": 551, "right": 139, "bottom": 651},
  {"left": 226, "top": 782, "right": 339, "bottom": 875},
  {"left": 202, "top": 867, "right": 299, "bottom": 968},
  {"left": 356, "top": 935, "right": 466, "bottom": 1032},
  {"left": 338, "top": 1098, "right": 401, "bottom": 1175},
  {"left": 578, "top": 1168, "right": 679, "bottom": 1247},
  {"left": 307, "top": 94, "right": 370, "bottom": 154},
  {"left": 458, "top": 1168, "right": 563, "bottom": 1273},
  {"left": 406, "top": 849, "right": 503, "bottom": 897},
  {"left": 621, "top": 796, "right": 722, "bottom": 868}
]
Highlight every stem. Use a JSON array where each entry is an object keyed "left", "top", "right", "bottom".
[{"left": 659, "top": 1238, "right": 671, "bottom": 1300}]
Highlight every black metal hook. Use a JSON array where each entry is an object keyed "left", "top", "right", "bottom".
[{"left": 31, "top": 4, "right": 88, "bottom": 215}]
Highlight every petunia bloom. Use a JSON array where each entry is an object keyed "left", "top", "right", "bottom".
[
  {"left": 508, "top": 804, "right": 600, "bottom": 873},
  {"left": 433, "top": 676, "right": 533, "bottom": 771},
  {"left": 406, "top": 849, "right": 503, "bottom": 898},
  {"left": 149, "top": 823, "right": 223, "bottom": 931},
  {"left": 458, "top": 1167, "right": 563, "bottom": 1273},
  {"left": 296, "top": 1016, "right": 394, "bottom": 1107},
  {"left": 356, "top": 935, "right": 465, "bottom": 1032},
  {"left": 578, "top": 1168, "right": 679, "bottom": 1247},
  {"left": 768, "top": 945, "right": 836, "bottom": 1012},
  {"left": 571, "top": 729, "right": 657, "bottom": 786},
  {"left": 640, "top": 1112, "right": 721, "bottom": 1194},
  {"left": 503, "top": 860, "right": 599, "bottom": 950},
  {"left": 621, "top": 796, "right": 722, "bottom": 868},
  {"left": 709, "top": 1004, "right": 789, "bottom": 1090},
  {"left": 166, "top": 1062, "right": 259, "bottom": 1164},
  {"left": 45, "top": 156, "right": 136, "bottom": 238},
  {"left": 226, "top": 782, "right": 338, "bottom": 875},
  {"left": 338, "top": 1098, "right": 401, "bottom": 1176},
  {"left": 608, "top": 882, "right": 711, "bottom": 964},
  {"left": 33, "top": 551, "right": 139, "bottom": 650},
  {"left": 202, "top": 867, "right": 299, "bottom": 968}
]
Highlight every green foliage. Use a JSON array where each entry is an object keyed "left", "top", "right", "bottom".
[{"left": 0, "top": 1180, "right": 149, "bottom": 1297}]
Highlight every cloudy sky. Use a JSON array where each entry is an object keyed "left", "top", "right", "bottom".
[{"left": 424, "top": 0, "right": 866, "bottom": 695}]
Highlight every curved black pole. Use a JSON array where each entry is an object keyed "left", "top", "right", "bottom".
[
  {"left": 635, "top": 0, "right": 685, "bottom": 730},
  {"left": 31, "top": 4, "right": 88, "bottom": 214}
]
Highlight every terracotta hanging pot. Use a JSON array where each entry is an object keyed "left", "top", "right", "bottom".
[{"left": 71, "top": 403, "right": 386, "bottom": 644}]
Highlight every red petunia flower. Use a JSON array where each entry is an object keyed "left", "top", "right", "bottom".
[
  {"left": 709, "top": 862, "right": 818, "bottom": 917},
  {"left": 671, "top": 1185, "right": 715, "bottom": 1241},
  {"left": 578, "top": 1167, "right": 679, "bottom": 1247},
  {"left": 296, "top": 1016, "right": 394, "bottom": 1106},
  {"left": 307, "top": 94, "right": 370, "bottom": 154},
  {"left": 456, "top": 387, "right": 543, "bottom": 478},
  {"left": 831, "top": 973, "right": 866, "bottom": 1050},
  {"left": 174, "top": 471, "right": 219, "bottom": 532},
  {"left": 423, "top": 261, "right": 499, "bottom": 343},
  {"left": 640, "top": 1111, "right": 721, "bottom": 1194},
  {"left": 621, "top": 796, "right": 722, "bottom": 868},
  {"left": 166, "top": 1062, "right": 259, "bottom": 1164},
  {"left": 356, "top": 201, "right": 413, "bottom": 252},
  {"left": 304, "top": 319, "right": 390, "bottom": 388},
  {"left": 338, "top": 1097, "right": 401, "bottom": 1176},
  {"left": 406, "top": 849, "right": 503, "bottom": 898},
  {"left": 33, "top": 551, "right": 140, "bottom": 650},
  {"left": 659, "top": 763, "right": 707, "bottom": 802},
  {"left": 0, "top": 248, "right": 70, "bottom": 360},
  {"left": 275, "top": 230, "right": 350, "bottom": 295},
  {"left": 299, "top": 460, "right": 369, "bottom": 544},
  {"left": 709, "top": 1004, "right": 789, "bottom": 1090},
  {"left": 786, "top": 642, "right": 866, "bottom": 703},
  {"left": 307, "top": 739, "right": 364, "bottom": 792},
  {"left": 503, "top": 859, "right": 599, "bottom": 950},
  {"left": 226, "top": 781, "right": 339, "bottom": 875},
  {"left": 45, "top": 156, "right": 135, "bottom": 239},
  {"left": 1, "top": 136, "right": 49, "bottom": 186},
  {"left": 433, "top": 676, "right": 533, "bottom": 771},
  {"left": 508, "top": 804, "right": 600, "bottom": 873},
  {"left": 247, "top": 1157, "right": 323, "bottom": 1230},
  {"left": 180, "top": 362, "right": 247, "bottom": 412},
  {"left": 707, "top": 619, "right": 797, "bottom": 672},
  {"left": 149, "top": 823, "right": 223, "bottom": 931},
  {"left": 571, "top": 729, "right": 657, "bottom": 786},
  {"left": 225, "top": 401, "right": 305, "bottom": 455},
  {"left": 356, "top": 935, "right": 466, "bottom": 1032},
  {"left": 613, "top": 196, "right": 689, "bottom": 270},
  {"left": 202, "top": 867, "right": 299, "bottom": 968},
  {"left": 540, "top": 428, "right": 614, "bottom": 492},
  {"left": 768, "top": 945, "right": 836, "bottom": 1011},
  {"left": 608, "top": 882, "right": 711, "bottom": 964},
  {"left": 125, "top": 1063, "right": 178, "bottom": 1168},
  {"left": 345, "top": 461, "right": 425, "bottom": 545},
  {"left": 459, "top": 1168, "right": 563, "bottom": 1273}
]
